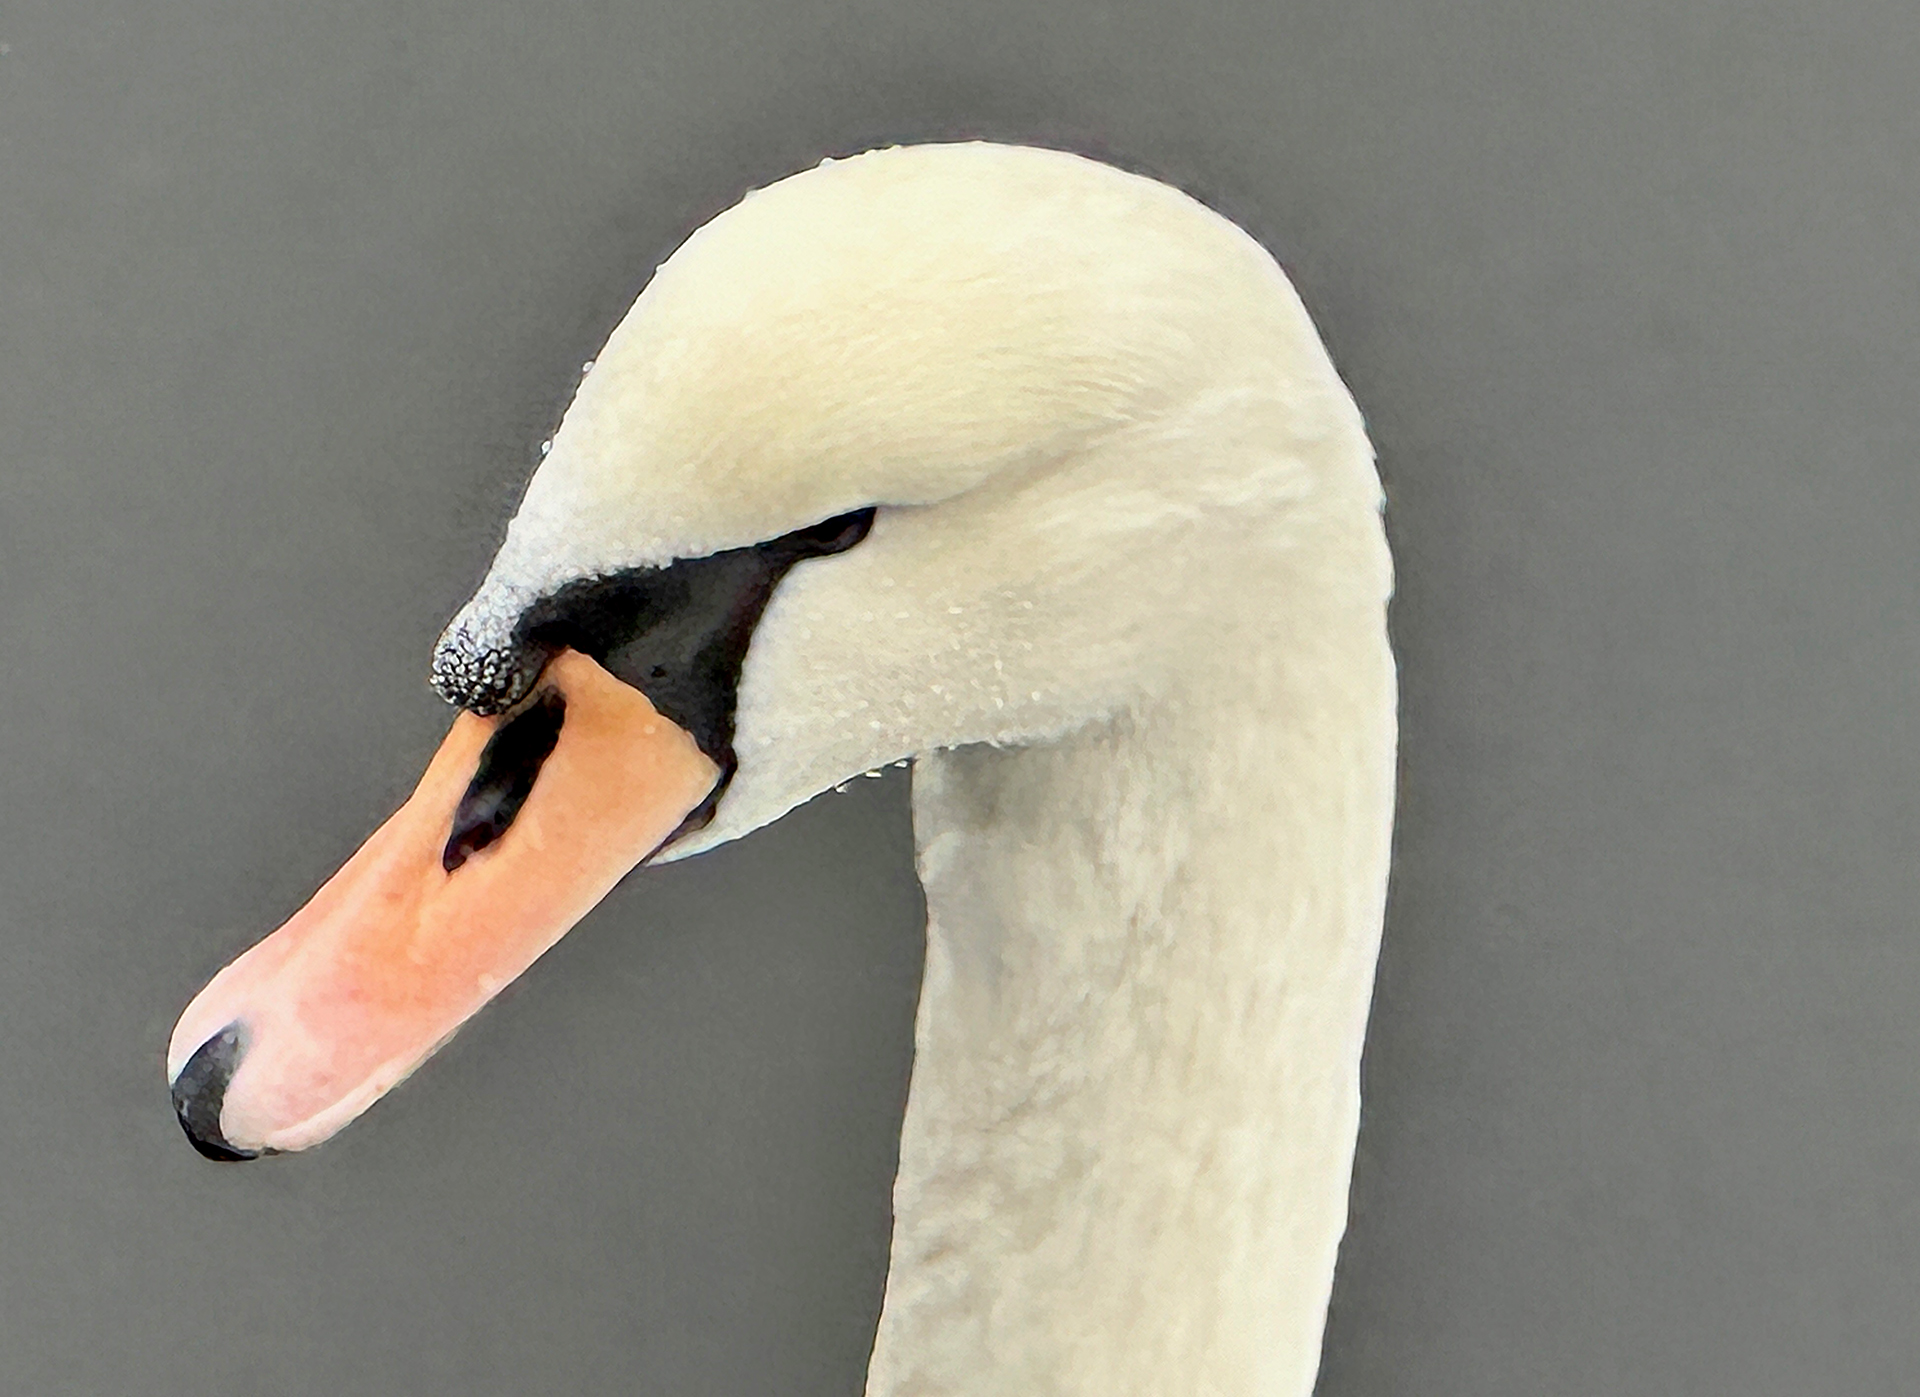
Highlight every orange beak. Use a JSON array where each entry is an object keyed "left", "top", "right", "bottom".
[{"left": 166, "top": 649, "right": 721, "bottom": 1158}]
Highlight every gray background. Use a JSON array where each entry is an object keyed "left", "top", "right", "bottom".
[{"left": 1, "top": 0, "right": 1915, "bottom": 1392}]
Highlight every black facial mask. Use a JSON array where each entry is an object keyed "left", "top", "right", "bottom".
[{"left": 436, "top": 508, "right": 875, "bottom": 862}]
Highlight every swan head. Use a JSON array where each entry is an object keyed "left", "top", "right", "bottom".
[{"left": 166, "top": 142, "right": 1380, "bottom": 1160}]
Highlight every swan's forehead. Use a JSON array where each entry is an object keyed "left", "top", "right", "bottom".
[
  {"left": 434, "top": 143, "right": 1325, "bottom": 712},
  {"left": 478, "top": 142, "right": 1292, "bottom": 591}
]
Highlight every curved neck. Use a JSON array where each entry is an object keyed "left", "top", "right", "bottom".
[{"left": 868, "top": 600, "right": 1397, "bottom": 1397}]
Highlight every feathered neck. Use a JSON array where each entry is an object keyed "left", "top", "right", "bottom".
[{"left": 867, "top": 569, "right": 1397, "bottom": 1397}]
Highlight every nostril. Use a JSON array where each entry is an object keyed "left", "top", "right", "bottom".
[{"left": 169, "top": 1024, "right": 259, "bottom": 1162}]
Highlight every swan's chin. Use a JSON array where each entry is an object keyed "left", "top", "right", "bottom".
[{"left": 166, "top": 650, "right": 721, "bottom": 1160}]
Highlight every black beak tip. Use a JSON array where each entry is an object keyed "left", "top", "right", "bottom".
[{"left": 169, "top": 1024, "right": 261, "bottom": 1163}]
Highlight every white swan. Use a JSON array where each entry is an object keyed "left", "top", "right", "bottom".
[{"left": 168, "top": 142, "right": 1396, "bottom": 1397}]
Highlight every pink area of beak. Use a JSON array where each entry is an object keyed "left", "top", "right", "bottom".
[{"left": 166, "top": 650, "right": 721, "bottom": 1156}]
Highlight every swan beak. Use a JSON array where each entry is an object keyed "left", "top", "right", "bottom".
[{"left": 165, "top": 650, "right": 721, "bottom": 1161}]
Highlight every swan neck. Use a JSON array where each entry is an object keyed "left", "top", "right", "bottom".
[{"left": 870, "top": 627, "right": 1396, "bottom": 1397}]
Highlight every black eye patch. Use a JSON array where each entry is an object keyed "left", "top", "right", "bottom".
[
  {"left": 437, "top": 507, "right": 874, "bottom": 866},
  {"left": 511, "top": 507, "right": 874, "bottom": 765}
]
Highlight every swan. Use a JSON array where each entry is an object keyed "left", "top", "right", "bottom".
[{"left": 167, "top": 141, "right": 1396, "bottom": 1396}]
